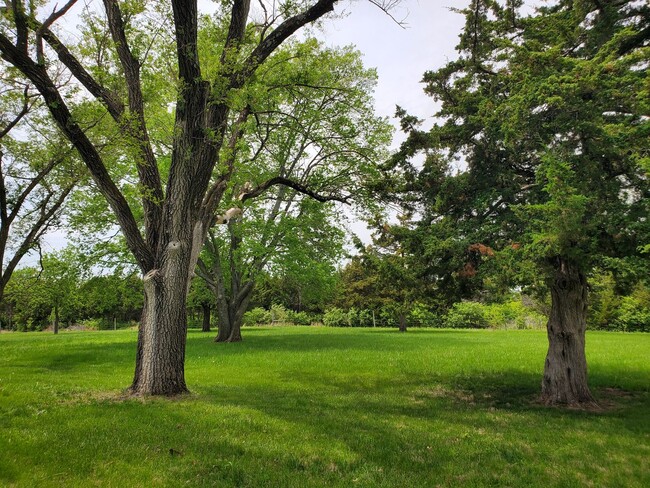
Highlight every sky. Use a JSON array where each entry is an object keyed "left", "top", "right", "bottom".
[
  {"left": 37, "top": 0, "right": 471, "bottom": 255},
  {"left": 320, "top": 0, "right": 468, "bottom": 140}
]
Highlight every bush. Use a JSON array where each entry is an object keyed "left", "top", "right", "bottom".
[
  {"left": 484, "top": 300, "right": 546, "bottom": 330},
  {"left": 79, "top": 318, "right": 104, "bottom": 330},
  {"left": 444, "top": 302, "right": 489, "bottom": 329},
  {"left": 269, "top": 304, "right": 289, "bottom": 324},
  {"left": 613, "top": 296, "right": 650, "bottom": 332},
  {"left": 243, "top": 307, "right": 271, "bottom": 326},
  {"left": 286, "top": 310, "right": 312, "bottom": 326},
  {"left": 357, "top": 309, "right": 374, "bottom": 327},
  {"left": 323, "top": 308, "right": 348, "bottom": 327},
  {"left": 409, "top": 303, "right": 439, "bottom": 327}
]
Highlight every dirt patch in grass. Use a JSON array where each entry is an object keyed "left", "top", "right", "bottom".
[
  {"left": 528, "top": 387, "right": 642, "bottom": 413},
  {"left": 412, "top": 385, "right": 479, "bottom": 405},
  {"left": 58, "top": 389, "right": 197, "bottom": 406}
]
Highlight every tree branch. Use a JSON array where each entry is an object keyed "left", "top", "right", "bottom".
[
  {"left": 235, "top": 0, "right": 338, "bottom": 86},
  {"left": 0, "top": 85, "right": 30, "bottom": 139},
  {"left": 239, "top": 176, "right": 350, "bottom": 204},
  {"left": 103, "top": 0, "right": 164, "bottom": 251},
  {"left": 35, "top": 0, "right": 79, "bottom": 65},
  {"left": 35, "top": 23, "right": 125, "bottom": 120},
  {"left": 0, "top": 34, "right": 153, "bottom": 270}
]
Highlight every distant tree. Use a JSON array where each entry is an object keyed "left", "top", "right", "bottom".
[
  {"left": 78, "top": 273, "right": 143, "bottom": 326},
  {"left": 196, "top": 41, "right": 390, "bottom": 342},
  {"left": 389, "top": 0, "right": 649, "bottom": 404},
  {"left": 187, "top": 274, "right": 215, "bottom": 332},
  {"left": 0, "top": 77, "right": 77, "bottom": 305},
  {"left": 341, "top": 223, "right": 428, "bottom": 332},
  {"left": 3, "top": 249, "right": 81, "bottom": 332}
]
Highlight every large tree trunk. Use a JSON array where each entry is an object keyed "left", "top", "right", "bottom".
[
  {"left": 201, "top": 303, "right": 211, "bottom": 332},
  {"left": 541, "top": 259, "right": 595, "bottom": 406},
  {"left": 128, "top": 229, "right": 200, "bottom": 396}
]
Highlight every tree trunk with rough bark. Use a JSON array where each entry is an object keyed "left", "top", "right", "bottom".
[
  {"left": 541, "top": 259, "right": 595, "bottom": 406},
  {"left": 215, "top": 288, "right": 252, "bottom": 343},
  {"left": 201, "top": 303, "right": 211, "bottom": 332},
  {"left": 128, "top": 225, "right": 200, "bottom": 395}
]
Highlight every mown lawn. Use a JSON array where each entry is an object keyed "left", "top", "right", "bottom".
[{"left": 0, "top": 327, "right": 648, "bottom": 487}]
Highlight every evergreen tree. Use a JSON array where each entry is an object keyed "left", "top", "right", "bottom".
[{"left": 390, "top": 0, "right": 649, "bottom": 405}]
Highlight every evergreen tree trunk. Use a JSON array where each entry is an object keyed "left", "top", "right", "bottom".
[
  {"left": 201, "top": 303, "right": 211, "bottom": 332},
  {"left": 541, "top": 259, "right": 595, "bottom": 406}
]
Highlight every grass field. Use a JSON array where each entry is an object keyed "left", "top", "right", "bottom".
[{"left": 0, "top": 327, "right": 649, "bottom": 487}]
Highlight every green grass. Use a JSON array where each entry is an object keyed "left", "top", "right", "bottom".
[{"left": 0, "top": 327, "right": 648, "bottom": 487}]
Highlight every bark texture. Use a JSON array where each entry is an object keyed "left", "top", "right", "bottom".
[
  {"left": 541, "top": 259, "right": 595, "bottom": 406},
  {"left": 201, "top": 303, "right": 211, "bottom": 332},
  {"left": 129, "top": 263, "right": 189, "bottom": 395}
]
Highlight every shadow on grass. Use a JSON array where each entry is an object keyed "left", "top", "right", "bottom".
[{"left": 187, "top": 327, "right": 474, "bottom": 356}]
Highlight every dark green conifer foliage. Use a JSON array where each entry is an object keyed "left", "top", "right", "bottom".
[{"left": 391, "top": 0, "right": 649, "bottom": 405}]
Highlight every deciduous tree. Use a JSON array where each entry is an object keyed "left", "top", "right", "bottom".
[{"left": 0, "top": 0, "right": 400, "bottom": 394}]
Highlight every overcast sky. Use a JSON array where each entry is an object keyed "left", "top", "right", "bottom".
[{"left": 320, "top": 0, "right": 468, "bottom": 142}]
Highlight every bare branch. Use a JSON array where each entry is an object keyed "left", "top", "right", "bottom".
[
  {"left": 368, "top": 0, "right": 408, "bottom": 27},
  {"left": 239, "top": 176, "right": 350, "bottom": 204},
  {"left": 236, "top": 0, "right": 338, "bottom": 86},
  {"left": 36, "top": 0, "right": 79, "bottom": 65},
  {"left": 0, "top": 85, "right": 30, "bottom": 139}
]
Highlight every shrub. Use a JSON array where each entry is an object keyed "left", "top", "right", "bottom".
[
  {"left": 357, "top": 309, "right": 374, "bottom": 327},
  {"left": 286, "top": 310, "right": 312, "bottom": 326},
  {"left": 269, "top": 304, "right": 289, "bottom": 324},
  {"left": 613, "top": 296, "right": 650, "bottom": 332},
  {"left": 409, "top": 303, "right": 439, "bottom": 327},
  {"left": 82, "top": 318, "right": 104, "bottom": 330},
  {"left": 377, "top": 307, "right": 398, "bottom": 328},
  {"left": 484, "top": 300, "right": 546, "bottom": 330},
  {"left": 323, "top": 308, "right": 348, "bottom": 327},
  {"left": 444, "top": 302, "right": 489, "bottom": 329},
  {"left": 243, "top": 307, "right": 271, "bottom": 326}
]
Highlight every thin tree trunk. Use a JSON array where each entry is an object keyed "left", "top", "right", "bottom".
[
  {"left": 398, "top": 312, "right": 407, "bottom": 333},
  {"left": 53, "top": 302, "right": 59, "bottom": 335},
  {"left": 201, "top": 302, "right": 211, "bottom": 332},
  {"left": 541, "top": 258, "right": 595, "bottom": 406}
]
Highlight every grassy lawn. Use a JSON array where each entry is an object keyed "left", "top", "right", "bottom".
[{"left": 0, "top": 327, "right": 648, "bottom": 487}]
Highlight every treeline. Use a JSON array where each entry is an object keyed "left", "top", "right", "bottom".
[
  {"left": 3, "top": 249, "right": 649, "bottom": 334},
  {"left": 0, "top": 266, "right": 143, "bottom": 332}
]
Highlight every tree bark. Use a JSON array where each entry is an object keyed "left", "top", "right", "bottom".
[
  {"left": 129, "top": 266, "right": 189, "bottom": 396},
  {"left": 215, "top": 290, "right": 251, "bottom": 343},
  {"left": 201, "top": 302, "right": 211, "bottom": 332},
  {"left": 541, "top": 258, "right": 596, "bottom": 406}
]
